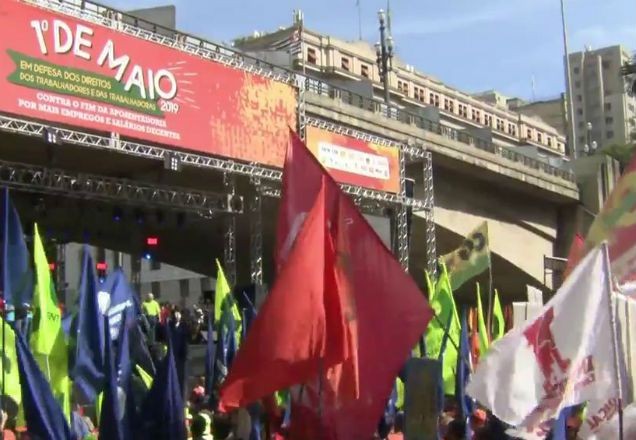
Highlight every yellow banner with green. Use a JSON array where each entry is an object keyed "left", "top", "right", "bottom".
[{"left": 441, "top": 222, "right": 490, "bottom": 291}]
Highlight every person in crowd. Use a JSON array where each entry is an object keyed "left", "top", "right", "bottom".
[
  {"left": 444, "top": 419, "right": 466, "bottom": 440},
  {"left": 141, "top": 293, "right": 161, "bottom": 345},
  {"left": 191, "top": 411, "right": 214, "bottom": 440},
  {"left": 170, "top": 307, "right": 190, "bottom": 399},
  {"left": 71, "top": 403, "right": 91, "bottom": 440}
]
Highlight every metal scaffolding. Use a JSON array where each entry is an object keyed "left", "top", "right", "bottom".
[
  {"left": 8, "top": 0, "right": 438, "bottom": 287},
  {"left": 223, "top": 173, "right": 238, "bottom": 287},
  {"left": 0, "top": 158, "right": 238, "bottom": 215}
]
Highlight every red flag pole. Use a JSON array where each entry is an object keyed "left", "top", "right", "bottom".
[{"left": 603, "top": 242, "right": 624, "bottom": 440}]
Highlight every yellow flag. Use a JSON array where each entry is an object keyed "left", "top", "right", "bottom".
[
  {"left": 29, "top": 224, "right": 70, "bottom": 422},
  {"left": 476, "top": 283, "right": 490, "bottom": 358},
  {"left": 492, "top": 289, "right": 505, "bottom": 341},
  {"left": 135, "top": 364, "right": 154, "bottom": 389},
  {"left": 214, "top": 259, "right": 242, "bottom": 325},
  {"left": 441, "top": 222, "right": 490, "bottom": 291}
]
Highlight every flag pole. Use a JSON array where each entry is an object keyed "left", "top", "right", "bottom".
[
  {"left": 486, "top": 251, "right": 494, "bottom": 342},
  {"left": 602, "top": 242, "right": 624, "bottom": 440},
  {"left": 356, "top": 0, "right": 362, "bottom": 40}
]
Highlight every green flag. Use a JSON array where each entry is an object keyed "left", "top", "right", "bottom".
[
  {"left": 214, "top": 260, "right": 241, "bottom": 325},
  {"left": 425, "top": 264, "right": 460, "bottom": 395},
  {"left": 135, "top": 364, "right": 154, "bottom": 389},
  {"left": 492, "top": 289, "right": 505, "bottom": 341},
  {"left": 441, "top": 222, "right": 490, "bottom": 291},
  {"left": 0, "top": 318, "right": 21, "bottom": 412},
  {"left": 475, "top": 283, "right": 489, "bottom": 358},
  {"left": 29, "top": 224, "right": 70, "bottom": 422}
]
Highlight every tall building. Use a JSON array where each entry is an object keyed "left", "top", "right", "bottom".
[
  {"left": 568, "top": 45, "right": 636, "bottom": 156},
  {"left": 234, "top": 22, "right": 568, "bottom": 161}
]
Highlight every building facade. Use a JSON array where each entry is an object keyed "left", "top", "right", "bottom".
[
  {"left": 568, "top": 45, "right": 636, "bottom": 155},
  {"left": 234, "top": 21, "right": 568, "bottom": 161}
]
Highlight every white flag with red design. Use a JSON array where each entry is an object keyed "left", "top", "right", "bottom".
[{"left": 466, "top": 246, "right": 619, "bottom": 433}]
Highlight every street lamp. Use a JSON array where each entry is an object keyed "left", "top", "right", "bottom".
[
  {"left": 583, "top": 122, "right": 597, "bottom": 155},
  {"left": 375, "top": 9, "right": 394, "bottom": 104}
]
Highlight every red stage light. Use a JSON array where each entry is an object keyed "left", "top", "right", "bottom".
[
  {"left": 146, "top": 237, "right": 159, "bottom": 246},
  {"left": 96, "top": 262, "right": 108, "bottom": 271}
]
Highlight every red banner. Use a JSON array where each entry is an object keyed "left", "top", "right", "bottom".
[
  {"left": 305, "top": 126, "right": 400, "bottom": 193},
  {"left": 0, "top": 0, "right": 297, "bottom": 166}
]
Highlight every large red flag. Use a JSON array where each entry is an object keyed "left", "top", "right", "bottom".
[
  {"left": 219, "top": 179, "right": 352, "bottom": 409},
  {"left": 280, "top": 132, "right": 433, "bottom": 439}
]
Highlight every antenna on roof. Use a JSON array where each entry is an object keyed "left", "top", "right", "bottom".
[
  {"left": 356, "top": 0, "right": 362, "bottom": 40},
  {"left": 386, "top": 0, "right": 392, "bottom": 36}
]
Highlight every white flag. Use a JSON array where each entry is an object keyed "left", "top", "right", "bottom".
[{"left": 466, "top": 246, "right": 619, "bottom": 432}]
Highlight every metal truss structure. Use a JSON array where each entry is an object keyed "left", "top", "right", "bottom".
[
  {"left": 0, "top": 115, "right": 427, "bottom": 209},
  {"left": 0, "top": 158, "right": 237, "bottom": 215},
  {"left": 223, "top": 173, "right": 238, "bottom": 287},
  {"left": 9, "top": 0, "right": 438, "bottom": 285}
]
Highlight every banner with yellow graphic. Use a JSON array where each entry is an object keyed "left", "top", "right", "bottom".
[{"left": 440, "top": 222, "right": 490, "bottom": 291}]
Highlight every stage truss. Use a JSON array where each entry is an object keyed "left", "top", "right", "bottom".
[
  {"left": 0, "top": 158, "right": 239, "bottom": 215},
  {"left": 5, "top": 0, "right": 438, "bottom": 290}
]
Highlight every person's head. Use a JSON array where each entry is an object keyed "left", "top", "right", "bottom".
[
  {"left": 190, "top": 411, "right": 213, "bottom": 437},
  {"left": 173, "top": 310, "right": 182, "bottom": 322},
  {"left": 445, "top": 419, "right": 466, "bottom": 440},
  {"left": 146, "top": 293, "right": 154, "bottom": 302}
]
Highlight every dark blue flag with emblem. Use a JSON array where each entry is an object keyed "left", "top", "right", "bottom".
[
  {"left": 99, "top": 315, "right": 126, "bottom": 440},
  {"left": 141, "top": 326, "right": 186, "bottom": 440},
  {"left": 456, "top": 308, "right": 473, "bottom": 440},
  {"left": 1, "top": 187, "right": 33, "bottom": 307},
  {"left": 15, "top": 327, "right": 72, "bottom": 440},
  {"left": 71, "top": 246, "right": 105, "bottom": 403},
  {"left": 213, "top": 300, "right": 238, "bottom": 389}
]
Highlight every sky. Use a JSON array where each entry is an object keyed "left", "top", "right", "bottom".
[{"left": 101, "top": 0, "right": 636, "bottom": 101}]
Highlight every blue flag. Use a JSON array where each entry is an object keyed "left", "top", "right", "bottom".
[
  {"left": 100, "top": 315, "right": 125, "bottom": 440},
  {"left": 141, "top": 326, "right": 186, "bottom": 440},
  {"left": 102, "top": 270, "right": 154, "bottom": 375},
  {"left": 213, "top": 304, "right": 238, "bottom": 388},
  {"left": 204, "top": 312, "right": 216, "bottom": 397},
  {"left": 552, "top": 406, "right": 573, "bottom": 440},
  {"left": 15, "top": 327, "right": 72, "bottom": 440},
  {"left": 71, "top": 246, "right": 105, "bottom": 403},
  {"left": 1, "top": 187, "right": 33, "bottom": 306},
  {"left": 455, "top": 308, "right": 473, "bottom": 440}
]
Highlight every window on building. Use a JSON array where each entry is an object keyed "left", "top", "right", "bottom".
[
  {"left": 444, "top": 98, "right": 455, "bottom": 113},
  {"left": 151, "top": 281, "right": 161, "bottom": 299},
  {"left": 577, "top": 108, "right": 584, "bottom": 116},
  {"left": 508, "top": 123, "right": 517, "bottom": 136},
  {"left": 360, "top": 63, "right": 370, "bottom": 78},
  {"left": 527, "top": 128, "right": 532, "bottom": 140},
  {"left": 602, "top": 60, "right": 611, "bottom": 69},
  {"left": 579, "top": 135, "right": 586, "bottom": 144},
  {"left": 537, "top": 133, "right": 543, "bottom": 144},
  {"left": 629, "top": 104, "right": 635, "bottom": 112},
  {"left": 307, "top": 47, "right": 317, "bottom": 65},
  {"left": 547, "top": 137, "right": 553, "bottom": 147},
  {"left": 573, "top": 66, "right": 580, "bottom": 74},
  {"left": 471, "top": 109, "right": 480, "bottom": 122},
  {"left": 607, "top": 130, "right": 614, "bottom": 139},
  {"left": 397, "top": 80, "right": 409, "bottom": 95},
  {"left": 578, "top": 121, "right": 585, "bottom": 129},
  {"left": 413, "top": 86, "right": 425, "bottom": 103},
  {"left": 577, "top": 94, "right": 583, "bottom": 102},
  {"left": 430, "top": 93, "right": 439, "bottom": 107},
  {"left": 575, "top": 80, "right": 581, "bottom": 88},
  {"left": 605, "top": 103, "right": 612, "bottom": 111},
  {"left": 484, "top": 114, "right": 492, "bottom": 127},
  {"left": 341, "top": 56, "right": 350, "bottom": 71},
  {"left": 457, "top": 103, "right": 467, "bottom": 118},
  {"left": 496, "top": 119, "right": 505, "bottom": 131},
  {"left": 606, "top": 116, "right": 613, "bottom": 124}
]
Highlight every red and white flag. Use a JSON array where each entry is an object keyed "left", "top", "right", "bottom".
[{"left": 466, "top": 246, "right": 620, "bottom": 432}]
